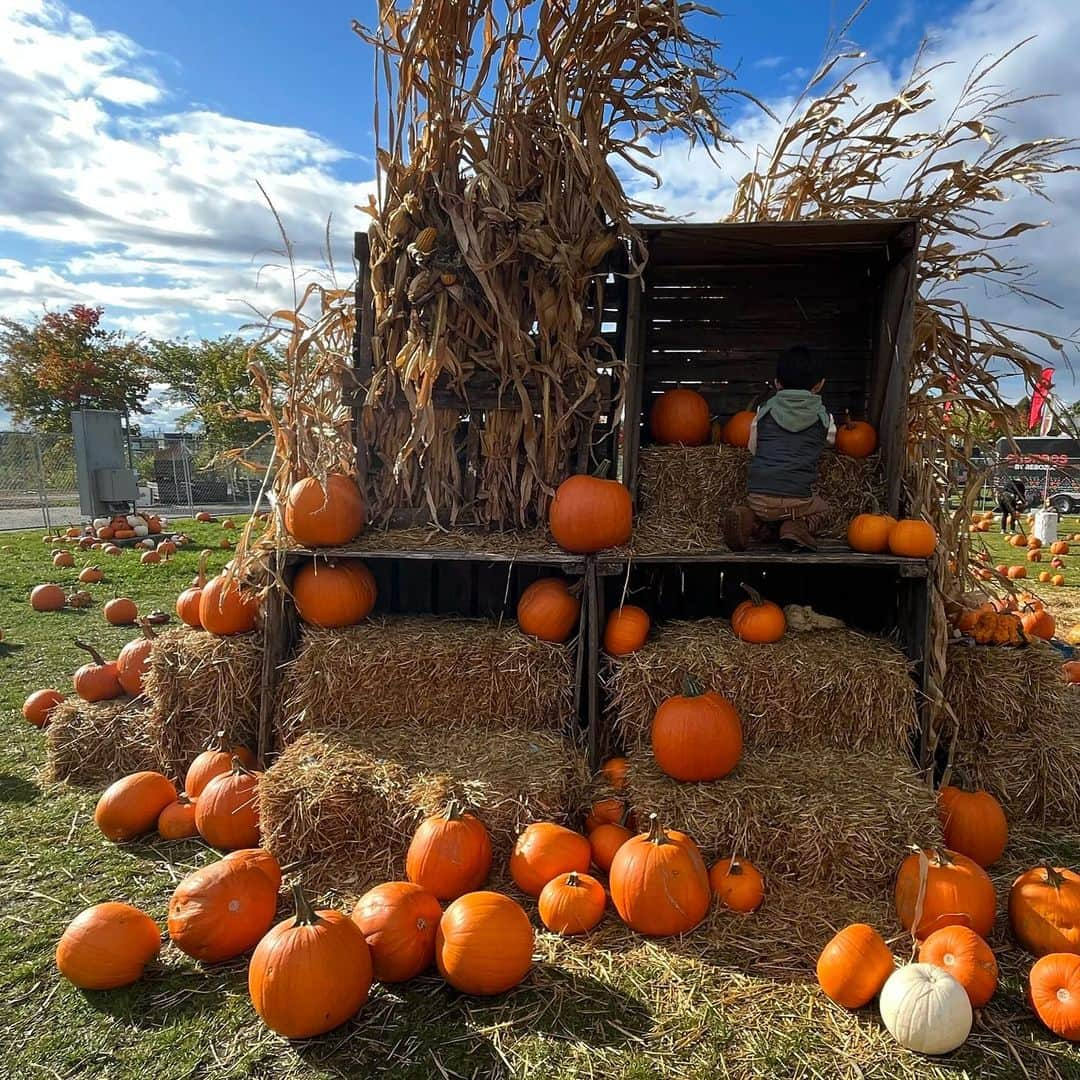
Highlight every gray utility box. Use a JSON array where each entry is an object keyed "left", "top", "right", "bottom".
[{"left": 72, "top": 410, "right": 138, "bottom": 517}]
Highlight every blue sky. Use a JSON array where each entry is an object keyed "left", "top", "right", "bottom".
[{"left": 0, "top": 0, "right": 1077, "bottom": 428}]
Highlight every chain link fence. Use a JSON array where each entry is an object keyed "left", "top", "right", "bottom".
[{"left": 0, "top": 430, "right": 269, "bottom": 531}]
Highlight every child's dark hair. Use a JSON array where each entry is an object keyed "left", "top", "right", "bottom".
[{"left": 776, "top": 346, "right": 824, "bottom": 391}]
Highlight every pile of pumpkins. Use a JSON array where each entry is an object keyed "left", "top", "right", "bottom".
[
  {"left": 817, "top": 783, "right": 1080, "bottom": 1053},
  {"left": 949, "top": 593, "right": 1056, "bottom": 648},
  {"left": 43, "top": 513, "right": 172, "bottom": 560},
  {"left": 847, "top": 513, "right": 939, "bottom": 559}
]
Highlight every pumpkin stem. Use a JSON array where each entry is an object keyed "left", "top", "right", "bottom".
[
  {"left": 208, "top": 729, "right": 228, "bottom": 752},
  {"left": 565, "top": 871, "right": 580, "bottom": 887},
  {"left": 740, "top": 583, "right": 765, "bottom": 606},
  {"left": 593, "top": 459, "right": 612, "bottom": 480},
  {"left": 728, "top": 855, "right": 744, "bottom": 875},
  {"left": 138, "top": 617, "right": 156, "bottom": 641},
  {"left": 230, "top": 754, "right": 254, "bottom": 777},
  {"left": 73, "top": 639, "right": 108, "bottom": 667},
  {"left": 196, "top": 549, "right": 211, "bottom": 588},
  {"left": 1044, "top": 866, "right": 1066, "bottom": 889},
  {"left": 933, "top": 846, "right": 955, "bottom": 867},
  {"left": 290, "top": 881, "right": 322, "bottom": 927},
  {"left": 681, "top": 674, "right": 705, "bottom": 698},
  {"left": 645, "top": 813, "right": 669, "bottom": 846},
  {"left": 443, "top": 798, "right": 464, "bottom": 821}
]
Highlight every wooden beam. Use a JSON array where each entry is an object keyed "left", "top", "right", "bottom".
[{"left": 622, "top": 276, "right": 645, "bottom": 496}]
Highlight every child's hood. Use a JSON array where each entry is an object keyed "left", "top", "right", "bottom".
[{"left": 760, "top": 389, "right": 831, "bottom": 433}]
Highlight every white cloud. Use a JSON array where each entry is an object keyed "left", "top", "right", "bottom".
[{"left": 753, "top": 55, "right": 786, "bottom": 69}]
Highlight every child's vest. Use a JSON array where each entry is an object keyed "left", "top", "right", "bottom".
[{"left": 746, "top": 395, "right": 831, "bottom": 499}]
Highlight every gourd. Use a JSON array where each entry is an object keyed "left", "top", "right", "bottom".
[{"left": 878, "top": 964, "right": 972, "bottom": 1054}]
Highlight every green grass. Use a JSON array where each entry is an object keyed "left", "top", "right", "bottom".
[
  {"left": 973, "top": 513, "right": 1080, "bottom": 591},
  {"left": 3, "top": 522, "right": 1080, "bottom": 1078}
]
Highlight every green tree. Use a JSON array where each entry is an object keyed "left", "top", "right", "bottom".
[
  {"left": 0, "top": 305, "right": 150, "bottom": 432},
  {"left": 147, "top": 336, "right": 274, "bottom": 455}
]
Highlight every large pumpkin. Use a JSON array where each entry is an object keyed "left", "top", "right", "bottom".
[
  {"left": 73, "top": 640, "right": 123, "bottom": 702},
  {"left": 1029, "top": 953, "right": 1080, "bottom": 1041},
  {"left": 722, "top": 410, "right": 755, "bottom": 448},
  {"left": 95, "top": 771, "right": 178, "bottom": 842},
  {"left": 730, "top": 584, "right": 785, "bottom": 644},
  {"left": 223, "top": 848, "right": 283, "bottom": 892},
  {"left": 509, "top": 822, "right": 591, "bottom": 897},
  {"left": 1009, "top": 866, "right": 1080, "bottom": 957},
  {"left": 918, "top": 925, "right": 998, "bottom": 1008},
  {"left": 887, "top": 519, "right": 937, "bottom": 559},
  {"left": 538, "top": 871, "right": 606, "bottom": 934},
  {"left": 284, "top": 473, "right": 366, "bottom": 547},
  {"left": 23, "top": 688, "right": 64, "bottom": 728},
  {"left": 649, "top": 387, "right": 711, "bottom": 446},
  {"left": 249, "top": 882, "right": 373, "bottom": 1039},
  {"left": 176, "top": 550, "right": 211, "bottom": 627},
  {"left": 516, "top": 577, "right": 581, "bottom": 643},
  {"left": 406, "top": 800, "right": 493, "bottom": 900},
  {"left": 847, "top": 513, "right": 897, "bottom": 554},
  {"left": 185, "top": 732, "right": 259, "bottom": 798},
  {"left": 195, "top": 757, "right": 262, "bottom": 850},
  {"left": 708, "top": 856, "right": 765, "bottom": 913},
  {"left": 116, "top": 621, "right": 155, "bottom": 697},
  {"left": 292, "top": 559, "right": 377, "bottom": 628},
  {"left": 1021, "top": 606, "right": 1056, "bottom": 641},
  {"left": 55, "top": 902, "right": 161, "bottom": 990},
  {"left": 878, "top": 964, "right": 972, "bottom": 1055},
  {"left": 199, "top": 573, "right": 259, "bottom": 636},
  {"left": 937, "top": 786, "right": 1008, "bottom": 868},
  {"left": 549, "top": 473, "right": 633, "bottom": 553},
  {"left": 894, "top": 848, "right": 996, "bottom": 940},
  {"left": 435, "top": 891, "right": 534, "bottom": 995},
  {"left": 30, "top": 583, "right": 65, "bottom": 611},
  {"left": 609, "top": 815, "right": 711, "bottom": 937},
  {"left": 650, "top": 677, "right": 742, "bottom": 782},
  {"left": 816, "top": 923, "right": 894, "bottom": 1008},
  {"left": 603, "top": 605, "right": 651, "bottom": 655},
  {"left": 168, "top": 853, "right": 280, "bottom": 963},
  {"left": 351, "top": 881, "right": 443, "bottom": 983},
  {"left": 835, "top": 419, "right": 878, "bottom": 458}
]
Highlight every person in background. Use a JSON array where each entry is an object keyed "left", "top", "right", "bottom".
[
  {"left": 998, "top": 477, "right": 1027, "bottom": 534},
  {"left": 722, "top": 346, "right": 836, "bottom": 552}
]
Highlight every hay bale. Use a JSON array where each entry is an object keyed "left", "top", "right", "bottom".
[
  {"left": 45, "top": 697, "right": 160, "bottom": 786},
  {"left": 143, "top": 627, "right": 263, "bottom": 779},
  {"left": 276, "top": 617, "right": 575, "bottom": 746},
  {"left": 625, "top": 747, "right": 939, "bottom": 894},
  {"left": 633, "top": 445, "right": 884, "bottom": 553},
  {"left": 945, "top": 641, "right": 1080, "bottom": 822},
  {"left": 608, "top": 619, "right": 916, "bottom": 754},
  {"left": 260, "top": 722, "right": 588, "bottom": 899}
]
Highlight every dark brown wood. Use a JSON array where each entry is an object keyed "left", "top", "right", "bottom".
[
  {"left": 585, "top": 557, "right": 601, "bottom": 769},
  {"left": 257, "top": 550, "right": 293, "bottom": 763},
  {"left": 289, "top": 543, "right": 585, "bottom": 567},
  {"left": 622, "top": 276, "right": 645, "bottom": 495},
  {"left": 435, "top": 561, "right": 475, "bottom": 615},
  {"left": 397, "top": 560, "right": 434, "bottom": 613},
  {"left": 599, "top": 547, "right": 929, "bottom": 574}
]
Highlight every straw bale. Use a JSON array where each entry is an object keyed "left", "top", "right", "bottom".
[
  {"left": 44, "top": 697, "right": 160, "bottom": 787},
  {"left": 624, "top": 747, "right": 939, "bottom": 895},
  {"left": 260, "top": 722, "right": 587, "bottom": 900},
  {"left": 276, "top": 617, "right": 575, "bottom": 746},
  {"left": 632, "top": 445, "right": 885, "bottom": 554},
  {"left": 143, "top": 626, "right": 263, "bottom": 779},
  {"left": 608, "top": 619, "right": 916, "bottom": 754}
]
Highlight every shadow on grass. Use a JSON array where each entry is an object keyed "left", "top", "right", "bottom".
[
  {"left": 0, "top": 773, "right": 39, "bottom": 803},
  {"left": 0, "top": 641, "right": 27, "bottom": 656}
]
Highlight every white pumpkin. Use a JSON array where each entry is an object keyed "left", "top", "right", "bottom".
[
  {"left": 132, "top": 524, "right": 149, "bottom": 537},
  {"left": 139, "top": 538, "right": 155, "bottom": 549},
  {"left": 879, "top": 964, "right": 972, "bottom": 1055},
  {"left": 126, "top": 514, "right": 140, "bottom": 527},
  {"left": 92, "top": 517, "right": 110, "bottom": 531}
]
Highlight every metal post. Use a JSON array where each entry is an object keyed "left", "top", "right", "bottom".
[{"left": 184, "top": 444, "right": 195, "bottom": 516}]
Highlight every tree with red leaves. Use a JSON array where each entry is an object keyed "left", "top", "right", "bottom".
[{"left": 0, "top": 305, "right": 150, "bottom": 432}]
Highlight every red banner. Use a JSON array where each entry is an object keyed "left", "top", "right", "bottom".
[{"left": 1029, "top": 367, "right": 1054, "bottom": 431}]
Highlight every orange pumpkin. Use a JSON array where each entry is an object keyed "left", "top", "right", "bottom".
[
  {"left": 1028, "top": 536, "right": 1043, "bottom": 549},
  {"left": 937, "top": 786, "right": 1008, "bottom": 867},
  {"left": 538, "top": 871, "right": 606, "bottom": 934},
  {"left": 609, "top": 815, "right": 711, "bottom": 937},
  {"left": 847, "top": 513, "right": 897, "bottom": 554},
  {"left": 1028, "top": 953, "right": 1080, "bottom": 1041},
  {"left": 602, "top": 605, "right": 651, "bottom": 655},
  {"left": 72, "top": 640, "right": 123, "bottom": 702},
  {"left": 722, "top": 410, "right": 756, "bottom": 448},
  {"left": 249, "top": 883, "right": 373, "bottom": 1038},
  {"left": 30, "top": 583, "right": 65, "bottom": 612},
  {"left": 1010, "top": 534, "right": 1027, "bottom": 548},
  {"left": 157, "top": 794, "right": 199, "bottom": 840},
  {"left": 116, "top": 621, "right": 155, "bottom": 696},
  {"left": 918, "top": 925, "right": 998, "bottom": 1008},
  {"left": 895, "top": 848, "right": 996, "bottom": 940},
  {"left": 1027, "top": 549, "right": 1042, "bottom": 563},
  {"left": 835, "top": 419, "right": 878, "bottom": 458},
  {"left": 168, "top": 852, "right": 280, "bottom": 963},
  {"left": 95, "top": 771, "right": 178, "bottom": 842},
  {"left": 292, "top": 559, "right": 377, "bottom": 628},
  {"left": 516, "top": 577, "right": 581, "bottom": 643},
  {"left": 649, "top": 387, "right": 711, "bottom": 446},
  {"left": 1009, "top": 866, "right": 1080, "bottom": 957},
  {"left": 584, "top": 797, "right": 631, "bottom": 833},
  {"left": 104, "top": 597, "right": 138, "bottom": 625},
  {"left": 195, "top": 757, "right": 262, "bottom": 850},
  {"left": 79, "top": 565, "right": 103, "bottom": 584},
  {"left": 22, "top": 688, "right": 64, "bottom": 728},
  {"left": 1021, "top": 607, "right": 1056, "bottom": 641},
  {"left": 223, "top": 848, "right": 282, "bottom": 892},
  {"left": 176, "top": 550, "right": 211, "bottom": 628},
  {"left": 56, "top": 902, "right": 161, "bottom": 990},
  {"left": 52, "top": 550, "right": 74, "bottom": 568},
  {"left": 199, "top": 573, "right": 259, "bottom": 636},
  {"left": 436, "top": 891, "right": 534, "bottom": 995},
  {"left": 1052, "top": 541, "right": 1071, "bottom": 556},
  {"left": 731, "top": 583, "right": 785, "bottom": 643},
  {"left": 887, "top": 519, "right": 937, "bottom": 558},
  {"left": 406, "top": 800, "right": 493, "bottom": 900},
  {"left": 599, "top": 756, "right": 629, "bottom": 790},
  {"left": 510, "top": 822, "right": 591, "bottom": 897},
  {"left": 651, "top": 677, "right": 742, "bottom": 782},
  {"left": 1063, "top": 661, "right": 1080, "bottom": 685},
  {"left": 816, "top": 923, "right": 894, "bottom": 1008},
  {"left": 1007, "top": 565, "right": 1028, "bottom": 580},
  {"left": 1054, "top": 574, "right": 1067, "bottom": 587},
  {"left": 549, "top": 473, "right": 633, "bottom": 553},
  {"left": 708, "top": 856, "right": 765, "bottom": 913},
  {"left": 351, "top": 881, "right": 443, "bottom": 982},
  {"left": 284, "top": 473, "right": 366, "bottom": 547},
  {"left": 588, "top": 821, "right": 633, "bottom": 872},
  {"left": 185, "top": 733, "right": 259, "bottom": 798}
]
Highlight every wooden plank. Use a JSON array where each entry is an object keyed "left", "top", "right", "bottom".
[
  {"left": 643, "top": 359, "right": 869, "bottom": 383},
  {"left": 397, "top": 560, "right": 434, "bottom": 613},
  {"left": 646, "top": 325, "right": 871, "bottom": 351},
  {"left": 572, "top": 566, "right": 588, "bottom": 751},
  {"left": 623, "top": 549, "right": 929, "bottom": 573},
  {"left": 621, "top": 276, "right": 646, "bottom": 495},
  {"left": 585, "top": 558, "right": 601, "bottom": 769},
  {"left": 290, "top": 544, "right": 585, "bottom": 567},
  {"left": 646, "top": 263, "right": 879, "bottom": 285},
  {"left": 435, "top": 561, "right": 474, "bottom": 615},
  {"left": 368, "top": 559, "right": 395, "bottom": 614},
  {"left": 257, "top": 550, "right": 294, "bottom": 763}
]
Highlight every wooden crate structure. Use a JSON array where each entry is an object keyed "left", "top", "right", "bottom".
[{"left": 621, "top": 219, "right": 918, "bottom": 513}]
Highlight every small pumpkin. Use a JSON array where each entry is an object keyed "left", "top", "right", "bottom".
[
  {"left": 599, "top": 756, "right": 629, "bottom": 790},
  {"left": 835, "top": 419, "right": 878, "bottom": 458},
  {"left": 406, "top": 799, "right": 493, "bottom": 900},
  {"left": 651, "top": 676, "right": 742, "bottom": 782},
  {"left": 895, "top": 848, "right": 996, "bottom": 940},
  {"left": 722, "top": 410, "right": 756, "bottom": 448},
  {"left": 1054, "top": 574, "right": 1067, "bottom": 587},
  {"left": 1064, "top": 660, "right": 1080, "bottom": 685},
  {"left": 1029, "top": 953, "right": 1080, "bottom": 1041},
  {"left": 195, "top": 756, "right": 262, "bottom": 850},
  {"left": 588, "top": 821, "right": 633, "bottom": 873},
  {"left": 79, "top": 565, "right": 103, "bottom": 584},
  {"left": 1009, "top": 866, "right": 1080, "bottom": 957},
  {"left": 292, "top": 558, "right": 377, "bottom": 628},
  {"left": 878, "top": 964, "right": 972, "bottom": 1055},
  {"left": 649, "top": 387, "right": 711, "bottom": 446},
  {"left": 435, "top": 891, "right": 534, "bottom": 995},
  {"left": 30, "top": 583, "right": 65, "bottom": 612},
  {"left": 918, "top": 925, "right": 998, "bottom": 1008},
  {"left": 249, "top": 882, "right": 373, "bottom": 1038},
  {"left": 195, "top": 511, "right": 213, "bottom": 522},
  {"left": 816, "top": 923, "right": 894, "bottom": 1008},
  {"left": 95, "top": 771, "right": 178, "bottom": 842},
  {"left": 847, "top": 513, "right": 897, "bottom": 554},
  {"left": 53, "top": 550, "right": 74, "bottom": 568},
  {"left": 185, "top": 732, "right": 259, "bottom": 798},
  {"left": 1007, "top": 565, "right": 1027, "bottom": 580},
  {"left": 603, "top": 604, "right": 651, "bottom": 655},
  {"left": 351, "top": 881, "right": 443, "bottom": 982},
  {"left": 176, "top": 550, "right": 211, "bottom": 627},
  {"left": 23, "top": 688, "right": 64, "bottom": 727},
  {"left": 1027, "top": 549, "right": 1042, "bottom": 563},
  {"left": 549, "top": 471, "right": 633, "bottom": 554},
  {"left": 708, "top": 856, "right": 765, "bottom": 913},
  {"left": 584, "top": 797, "right": 630, "bottom": 833},
  {"left": 73, "top": 640, "right": 123, "bottom": 702},
  {"left": 1010, "top": 534, "right": 1027, "bottom": 548},
  {"left": 1028, "top": 536, "right": 1043, "bottom": 549},
  {"left": 284, "top": 473, "right": 366, "bottom": 547},
  {"left": 516, "top": 577, "right": 581, "bottom": 643},
  {"left": 56, "top": 902, "right": 161, "bottom": 990},
  {"left": 199, "top": 572, "right": 259, "bottom": 636},
  {"left": 510, "top": 822, "right": 591, "bottom": 897},
  {"left": 730, "top": 583, "right": 785, "bottom": 644},
  {"left": 538, "top": 871, "right": 606, "bottom": 934},
  {"left": 609, "top": 814, "right": 711, "bottom": 937},
  {"left": 116, "top": 620, "right": 155, "bottom": 696},
  {"left": 1052, "top": 541, "right": 1071, "bottom": 556},
  {"left": 104, "top": 597, "right": 138, "bottom": 625},
  {"left": 888, "top": 519, "right": 937, "bottom": 558},
  {"left": 937, "top": 786, "right": 1008, "bottom": 867},
  {"left": 157, "top": 794, "right": 199, "bottom": 840},
  {"left": 1021, "top": 607, "right": 1056, "bottom": 641}
]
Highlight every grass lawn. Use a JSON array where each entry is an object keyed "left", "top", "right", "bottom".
[{"left": 2, "top": 520, "right": 1080, "bottom": 1078}]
